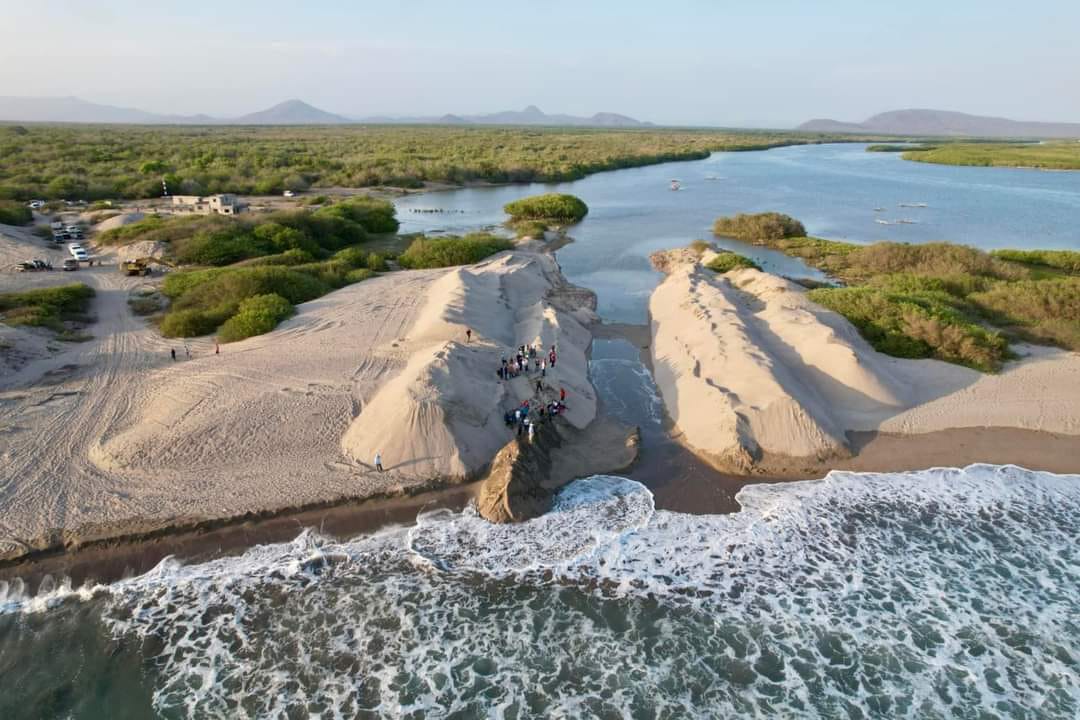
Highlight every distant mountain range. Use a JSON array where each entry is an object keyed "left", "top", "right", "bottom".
[
  {"left": 798, "top": 109, "right": 1080, "bottom": 139},
  {"left": 0, "top": 97, "right": 649, "bottom": 127},
  {"left": 365, "top": 105, "right": 650, "bottom": 127}
]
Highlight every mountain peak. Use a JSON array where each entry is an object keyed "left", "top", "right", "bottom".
[
  {"left": 234, "top": 99, "right": 350, "bottom": 125},
  {"left": 797, "top": 108, "right": 1080, "bottom": 139}
]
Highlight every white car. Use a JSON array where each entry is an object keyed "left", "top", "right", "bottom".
[
  {"left": 28, "top": 200, "right": 45, "bottom": 209},
  {"left": 283, "top": 190, "right": 296, "bottom": 198},
  {"left": 68, "top": 244, "right": 88, "bottom": 261}
]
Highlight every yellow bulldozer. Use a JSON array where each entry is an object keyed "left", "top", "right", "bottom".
[{"left": 121, "top": 258, "right": 154, "bottom": 276}]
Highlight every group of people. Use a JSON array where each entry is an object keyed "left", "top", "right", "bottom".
[
  {"left": 496, "top": 343, "right": 558, "bottom": 382},
  {"left": 503, "top": 396, "right": 568, "bottom": 443},
  {"left": 496, "top": 337, "right": 570, "bottom": 444},
  {"left": 169, "top": 342, "right": 220, "bottom": 362}
]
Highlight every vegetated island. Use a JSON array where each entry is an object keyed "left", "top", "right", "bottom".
[
  {"left": 711, "top": 212, "right": 1080, "bottom": 371},
  {"left": 895, "top": 141, "right": 1080, "bottom": 170},
  {"left": 0, "top": 124, "right": 883, "bottom": 201},
  {"left": 503, "top": 193, "right": 588, "bottom": 239},
  {"left": 648, "top": 229, "right": 1080, "bottom": 476}
]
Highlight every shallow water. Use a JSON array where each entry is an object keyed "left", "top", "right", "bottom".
[
  {"left": 395, "top": 142, "right": 1080, "bottom": 323},
  {"left": 1, "top": 466, "right": 1077, "bottom": 718}
]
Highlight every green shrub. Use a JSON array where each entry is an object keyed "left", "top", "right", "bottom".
[
  {"left": 808, "top": 286, "right": 1007, "bottom": 371},
  {"left": 990, "top": 249, "right": 1080, "bottom": 275},
  {"left": 217, "top": 294, "right": 294, "bottom": 343},
  {"left": 0, "top": 283, "right": 96, "bottom": 331},
  {"left": 0, "top": 201, "right": 33, "bottom": 225},
  {"left": 345, "top": 268, "right": 375, "bottom": 283},
  {"left": 245, "top": 248, "right": 317, "bottom": 267},
  {"left": 317, "top": 197, "right": 399, "bottom": 234},
  {"left": 511, "top": 219, "right": 549, "bottom": 239},
  {"left": 970, "top": 277, "right": 1080, "bottom": 349},
  {"left": 128, "top": 295, "right": 165, "bottom": 315},
  {"left": 160, "top": 308, "right": 229, "bottom": 337},
  {"left": 504, "top": 193, "right": 588, "bottom": 222},
  {"left": 397, "top": 233, "right": 514, "bottom": 269},
  {"left": 712, "top": 212, "right": 805, "bottom": 241},
  {"left": 706, "top": 252, "right": 760, "bottom": 273},
  {"left": 161, "top": 265, "right": 329, "bottom": 337}
]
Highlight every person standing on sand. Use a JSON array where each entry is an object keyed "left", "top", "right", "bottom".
[
  {"left": 215, "top": 342, "right": 220, "bottom": 355},
  {"left": 466, "top": 328, "right": 472, "bottom": 343},
  {"left": 185, "top": 345, "right": 191, "bottom": 359},
  {"left": 374, "top": 451, "right": 383, "bottom": 472},
  {"left": 170, "top": 348, "right": 176, "bottom": 361}
]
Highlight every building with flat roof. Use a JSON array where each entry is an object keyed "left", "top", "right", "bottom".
[{"left": 170, "top": 194, "right": 241, "bottom": 215}]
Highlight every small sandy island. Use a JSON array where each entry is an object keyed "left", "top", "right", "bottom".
[{"left": 648, "top": 248, "right": 1080, "bottom": 474}]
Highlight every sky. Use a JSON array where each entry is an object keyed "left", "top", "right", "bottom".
[{"left": 1, "top": 0, "right": 1078, "bottom": 127}]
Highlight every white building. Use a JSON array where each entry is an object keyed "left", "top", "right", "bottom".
[{"left": 170, "top": 194, "right": 242, "bottom": 215}]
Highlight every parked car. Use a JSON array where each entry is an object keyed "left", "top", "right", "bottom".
[
  {"left": 69, "top": 245, "right": 88, "bottom": 261},
  {"left": 283, "top": 190, "right": 296, "bottom": 198},
  {"left": 64, "top": 225, "right": 81, "bottom": 234},
  {"left": 28, "top": 200, "right": 45, "bottom": 209},
  {"left": 51, "top": 221, "right": 64, "bottom": 230},
  {"left": 62, "top": 258, "right": 80, "bottom": 271}
]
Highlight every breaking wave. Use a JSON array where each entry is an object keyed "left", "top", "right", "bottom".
[{"left": 2, "top": 464, "right": 1078, "bottom": 718}]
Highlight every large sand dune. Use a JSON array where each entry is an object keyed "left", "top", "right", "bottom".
[
  {"left": 649, "top": 250, "right": 1080, "bottom": 471},
  {"left": 342, "top": 251, "right": 597, "bottom": 479},
  {"left": 0, "top": 245, "right": 601, "bottom": 558}
]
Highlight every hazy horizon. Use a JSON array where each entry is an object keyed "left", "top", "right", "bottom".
[{"left": 2, "top": 0, "right": 1079, "bottom": 127}]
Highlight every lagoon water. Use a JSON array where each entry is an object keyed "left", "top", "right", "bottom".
[
  {"left": 1, "top": 145, "right": 1079, "bottom": 718},
  {"left": 396, "top": 142, "right": 1080, "bottom": 322}
]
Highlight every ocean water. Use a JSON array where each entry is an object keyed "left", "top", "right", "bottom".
[
  {"left": 1, "top": 465, "right": 1077, "bottom": 718},
  {"left": 394, "top": 142, "right": 1080, "bottom": 323}
]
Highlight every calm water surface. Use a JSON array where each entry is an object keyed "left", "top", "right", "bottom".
[{"left": 395, "top": 143, "right": 1080, "bottom": 322}]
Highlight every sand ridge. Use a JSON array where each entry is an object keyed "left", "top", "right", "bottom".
[
  {"left": 648, "top": 250, "right": 1080, "bottom": 471},
  {"left": 342, "top": 251, "right": 598, "bottom": 479}
]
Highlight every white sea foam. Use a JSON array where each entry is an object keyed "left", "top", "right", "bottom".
[{"left": 3, "top": 464, "right": 1078, "bottom": 718}]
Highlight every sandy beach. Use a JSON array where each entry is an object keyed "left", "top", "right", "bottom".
[
  {"left": 2, "top": 218, "right": 1079, "bottom": 573},
  {"left": 0, "top": 216, "right": 623, "bottom": 562}
]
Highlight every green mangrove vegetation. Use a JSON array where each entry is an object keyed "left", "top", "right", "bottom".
[
  {"left": 0, "top": 201, "right": 32, "bottom": 226},
  {"left": 504, "top": 193, "right": 589, "bottom": 222},
  {"left": 100, "top": 197, "right": 398, "bottom": 266},
  {"left": 713, "top": 213, "right": 1080, "bottom": 371},
  {"left": 397, "top": 234, "right": 515, "bottom": 269},
  {"left": 0, "top": 283, "right": 96, "bottom": 336},
  {"left": 0, "top": 124, "right": 855, "bottom": 201},
  {"left": 712, "top": 212, "right": 806, "bottom": 242},
  {"left": 705, "top": 251, "right": 761, "bottom": 273},
  {"left": 900, "top": 142, "right": 1080, "bottom": 170}
]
